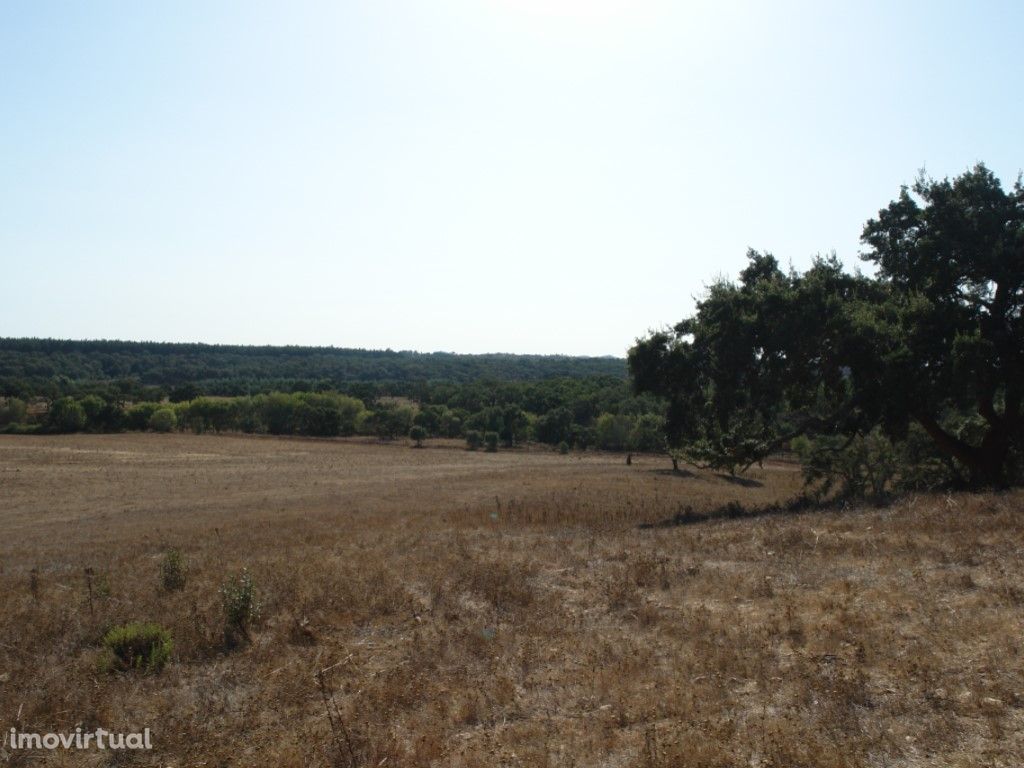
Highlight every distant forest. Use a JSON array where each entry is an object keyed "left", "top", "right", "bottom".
[
  {"left": 0, "top": 338, "right": 626, "bottom": 395},
  {"left": 0, "top": 338, "right": 658, "bottom": 453}
]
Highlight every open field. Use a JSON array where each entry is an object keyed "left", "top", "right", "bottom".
[{"left": 1, "top": 434, "right": 1023, "bottom": 766}]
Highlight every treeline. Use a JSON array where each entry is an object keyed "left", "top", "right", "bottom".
[
  {"left": 0, "top": 338, "right": 626, "bottom": 396},
  {"left": 0, "top": 377, "right": 668, "bottom": 453}
]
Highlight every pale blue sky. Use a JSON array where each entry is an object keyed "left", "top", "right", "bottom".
[{"left": 2, "top": 1, "right": 1021, "bottom": 355}]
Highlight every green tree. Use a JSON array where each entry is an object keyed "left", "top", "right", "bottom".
[
  {"left": 148, "top": 407, "right": 178, "bottom": 433},
  {"left": 534, "top": 406, "right": 574, "bottom": 445},
  {"left": 629, "top": 164, "right": 1024, "bottom": 487},
  {"left": 500, "top": 405, "right": 529, "bottom": 446},
  {"left": 125, "top": 402, "right": 163, "bottom": 431},
  {"left": 0, "top": 397, "right": 27, "bottom": 426},
  {"left": 261, "top": 393, "right": 297, "bottom": 435},
  {"left": 629, "top": 413, "right": 666, "bottom": 452},
  {"left": 413, "top": 405, "right": 445, "bottom": 435},
  {"left": 78, "top": 395, "right": 106, "bottom": 430},
  {"left": 373, "top": 404, "right": 416, "bottom": 440},
  {"left": 484, "top": 431, "right": 499, "bottom": 452},
  {"left": 409, "top": 425, "right": 427, "bottom": 447},
  {"left": 294, "top": 394, "right": 341, "bottom": 436},
  {"left": 47, "top": 397, "right": 86, "bottom": 432},
  {"left": 594, "top": 413, "right": 633, "bottom": 451}
]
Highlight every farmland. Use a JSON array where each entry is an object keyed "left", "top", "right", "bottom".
[{"left": 1, "top": 433, "right": 1022, "bottom": 766}]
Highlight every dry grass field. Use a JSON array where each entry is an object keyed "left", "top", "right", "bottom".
[{"left": 1, "top": 433, "right": 1022, "bottom": 767}]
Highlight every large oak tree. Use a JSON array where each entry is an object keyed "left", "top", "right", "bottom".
[{"left": 629, "top": 164, "right": 1024, "bottom": 486}]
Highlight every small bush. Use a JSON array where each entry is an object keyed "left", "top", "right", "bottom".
[
  {"left": 148, "top": 407, "right": 178, "bottom": 433},
  {"left": 558, "top": 441, "right": 569, "bottom": 455},
  {"left": 484, "top": 431, "right": 499, "bottom": 452},
  {"left": 221, "top": 569, "right": 260, "bottom": 643},
  {"left": 465, "top": 430, "right": 483, "bottom": 451},
  {"left": 103, "top": 622, "right": 172, "bottom": 673},
  {"left": 160, "top": 548, "right": 187, "bottom": 591}
]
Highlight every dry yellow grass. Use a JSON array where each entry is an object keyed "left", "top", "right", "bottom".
[{"left": 0, "top": 433, "right": 1022, "bottom": 766}]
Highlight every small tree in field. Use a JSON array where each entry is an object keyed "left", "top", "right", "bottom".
[
  {"left": 465, "top": 430, "right": 483, "bottom": 451},
  {"left": 409, "top": 425, "right": 427, "bottom": 448}
]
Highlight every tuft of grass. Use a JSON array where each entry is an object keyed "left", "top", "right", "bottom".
[
  {"left": 160, "top": 548, "right": 187, "bottom": 591},
  {"left": 103, "top": 622, "right": 172, "bottom": 673}
]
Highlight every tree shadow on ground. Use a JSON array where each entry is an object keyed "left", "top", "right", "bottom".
[
  {"left": 638, "top": 495, "right": 838, "bottom": 529},
  {"left": 648, "top": 468, "right": 696, "bottom": 479},
  {"left": 714, "top": 473, "right": 763, "bottom": 488}
]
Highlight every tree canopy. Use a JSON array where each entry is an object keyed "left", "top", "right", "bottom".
[{"left": 629, "top": 164, "right": 1024, "bottom": 487}]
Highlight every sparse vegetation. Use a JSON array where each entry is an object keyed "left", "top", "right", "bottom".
[{"left": 1, "top": 433, "right": 1019, "bottom": 764}]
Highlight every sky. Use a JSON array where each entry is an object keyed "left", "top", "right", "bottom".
[{"left": 1, "top": 1, "right": 1022, "bottom": 356}]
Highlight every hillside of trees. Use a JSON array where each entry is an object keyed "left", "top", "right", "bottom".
[
  {"left": 0, "top": 338, "right": 625, "bottom": 397},
  {"left": 0, "top": 341, "right": 657, "bottom": 453}
]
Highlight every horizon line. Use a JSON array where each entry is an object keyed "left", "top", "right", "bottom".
[{"left": 0, "top": 336, "right": 628, "bottom": 360}]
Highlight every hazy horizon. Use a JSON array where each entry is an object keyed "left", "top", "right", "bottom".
[
  {"left": 2, "top": 334, "right": 626, "bottom": 358},
  {"left": 3, "top": 1, "right": 1022, "bottom": 356}
]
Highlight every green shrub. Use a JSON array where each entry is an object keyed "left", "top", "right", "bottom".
[
  {"left": 103, "top": 622, "right": 172, "bottom": 673},
  {"left": 465, "top": 430, "right": 483, "bottom": 451},
  {"left": 795, "top": 428, "right": 899, "bottom": 501},
  {"left": 484, "top": 431, "right": 499, "bottom": 452},
  {"left": 558, "top": 441, "right": 570, "bottom": 455},
  {"left": 160, "top": 548, "right": 187, "bottom": 591},
  {"left": 148, "top": 407, "right": 178, "bottom": 433},
  {"left": 221, "top": 569, "right": 260, "bottom": 643}
]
